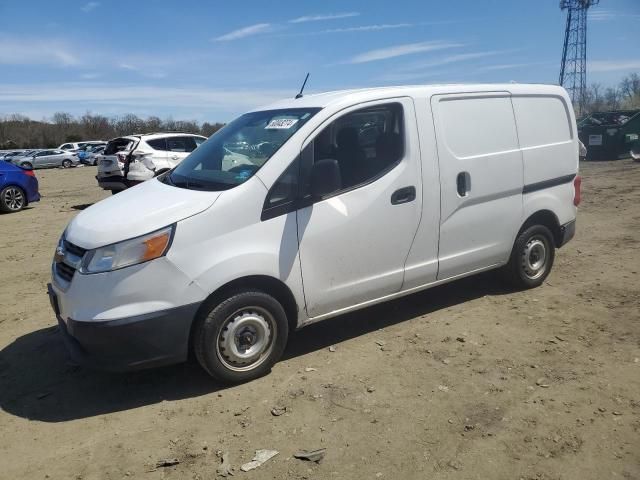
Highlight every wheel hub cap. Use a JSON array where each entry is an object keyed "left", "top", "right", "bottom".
[
  {"left": 522, "top": 237, "right": 547, "bottom": 279},
  {"left": 216, "top": 309, "right": 275, "bottom": 371}
]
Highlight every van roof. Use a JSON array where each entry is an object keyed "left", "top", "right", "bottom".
[{"left": 253, "top": 83, "right": 569, "bottom": 112}]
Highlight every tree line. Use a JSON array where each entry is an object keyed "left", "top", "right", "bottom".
[
  {"left": 0, "top": 113, "right": 225, "bottom": 149},
  {"left": 1, "top": 72, "right": 638, "bottom": 149},
  {"left": 582, "top": 73, "right": 640, "bottom": 115}
]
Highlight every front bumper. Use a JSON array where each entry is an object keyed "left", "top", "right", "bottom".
[
  {"left": 48, "top": 283, "right": 199, "bottom": 371},
  {"left": 558, "top": 220, "right": 576, "bottom": 248}
]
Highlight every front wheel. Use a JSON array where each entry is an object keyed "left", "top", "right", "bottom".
[
  {"left": 62, "top": 159, "right": 72, "bottom": 168},
  {"left": 21, "top": 162, "right": 33, "bottom": 169},
  {"left": 502, "top": 225, "right": 555, "bottom": 289},
  {"left": 193, "top": 291, "right": 289, "bottom": 384}
]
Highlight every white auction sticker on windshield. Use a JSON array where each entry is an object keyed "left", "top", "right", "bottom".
[{"left": 265, "top": 118, "right": 299, "bottom": 129}]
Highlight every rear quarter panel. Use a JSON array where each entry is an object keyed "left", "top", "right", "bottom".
[{"left": 511, "top": 92, "right": 578, "bottom": 227}]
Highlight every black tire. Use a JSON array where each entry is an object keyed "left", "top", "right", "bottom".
[
  {"left": 21, "top": 162, "right": 33, "bottom": 169},
  {"left": 502, "top": 225, "right": 555, "bottom": 289},
  {"left": 62, "top": 159, "right": 72, "bottom": 168},
  {"left": 193, "top": 291, "right": 289, "bottom": 384},
  {"left": 0, "top": 185, "right": 26, "bottom": 213}
]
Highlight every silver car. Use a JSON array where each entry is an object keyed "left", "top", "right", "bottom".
[{"left": 12, "top": 149, "right": 78, "bottom": 169}]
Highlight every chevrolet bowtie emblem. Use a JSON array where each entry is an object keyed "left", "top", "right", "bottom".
[{"left": 54, "top": 246, "right": 65, "bottom": 263}]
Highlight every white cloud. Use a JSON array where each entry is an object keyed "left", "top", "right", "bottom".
[
  {"left": 289, "top": 12, "right": 360, "bottom": 24},
  {"left": 0, "top": 83, "right": 291, "bottom": 117},
  {"left": 80, "top": 73, "right": 102, "bottom": 79},
  {"left": 322, "top": 23, "right": 413, "bottom": 34},
  {"left": 589, "top": 9, "right": 640, "bottom": 21},
  {"left": 81, "top": 2, "right": 100, "bottom": 13},
  {"left": 117, "top": 63, "right": 168, "bottom": 79},
  {"left": 475, "top": 62, "right": 552, "bottom": 73},
  {"left": 589, "top": 60, "right": 640, "bottom": 72},
  {"left": 0, "top": 37, "right": 80, "bottom": 66},
  {"left": 347, "top": 41, "right": 462, "bottom": 64},
  {"left": 214, "top": 23, "right": 272, "bottom": 42},
  {"left": 410, "top": 50, "right": 510, "bottom": 69},
  {"left": 377, "top": 50, "right": 515, "bottom": 82}
]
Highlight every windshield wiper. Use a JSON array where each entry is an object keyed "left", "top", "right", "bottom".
[{"left": 165, "top": 173, "right": 235, "bottom": 191}]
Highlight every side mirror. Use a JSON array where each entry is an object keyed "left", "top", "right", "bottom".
[{"left": 310, "top": 159, "right": 341, "bottom": 198}]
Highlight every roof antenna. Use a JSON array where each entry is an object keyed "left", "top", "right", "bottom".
[{"left": 295, "top": 73, "right": 310, "bottom": 99}]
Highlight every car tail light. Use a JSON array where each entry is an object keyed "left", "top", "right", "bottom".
[
  {"left": 20, "top": 168, "right": 35, "bottom": 177},
  {"left": 573, "top": 175, "right": 581, "bottom": 206}
]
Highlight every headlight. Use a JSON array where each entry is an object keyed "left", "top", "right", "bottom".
[{"left": 80, "top": 225, "right": 174, "bottom": 274}]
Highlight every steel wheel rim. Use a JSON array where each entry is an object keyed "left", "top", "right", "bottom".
[
  {"left": 522, "top": 236, "right": 548, "bottom": 280},
  {"left": 3, "top": 187, "right": 24, "bottom": 211},
  {"left": 216, "top": 306, "right": 276, "bottom": 372}
]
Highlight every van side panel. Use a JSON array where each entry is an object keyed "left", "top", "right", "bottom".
[
  {"left": 512, "top": 95, "right": 578, "bottom": 226},
  {"left": 432, "top": 93, "right": 524, "bottom": 280}
]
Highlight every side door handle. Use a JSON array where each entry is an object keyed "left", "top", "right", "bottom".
[
  {"left": 457, "top": 172, "right": 471, "bottom": 197},
  {"left": 391, "top": 186, "right": 416, "bottom": 205}
]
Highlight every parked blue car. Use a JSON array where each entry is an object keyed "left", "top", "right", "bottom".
[{"left": 0, "top": 161, "right": 40, "bottom": 213}]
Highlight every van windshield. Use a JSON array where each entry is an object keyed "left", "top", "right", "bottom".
[{"left": 165, "top": 108, "right": 321, "bottom": 191}]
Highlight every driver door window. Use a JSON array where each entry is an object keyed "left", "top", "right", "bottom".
[
  {"left": 262, "top": 103, "right": 405, "bottom": 220},
  {"left": 304, "top": 103, "right": 404, "bottom": 198}
]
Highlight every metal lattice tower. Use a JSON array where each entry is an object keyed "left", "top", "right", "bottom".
[{"left": 559, "top": 0, "right": 599, "bottom": 114}]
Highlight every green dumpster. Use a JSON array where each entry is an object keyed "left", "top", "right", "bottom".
[{"left": 578, "top": 110, "right": 640, "bottom": 160}]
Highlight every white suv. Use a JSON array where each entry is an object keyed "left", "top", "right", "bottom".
[{"left": 96, "top": 133, "right": 206, "bottom": 193}]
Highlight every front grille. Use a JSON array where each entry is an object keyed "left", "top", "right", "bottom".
[
  {"left": 56, "top": 262, "right": 76, "bottom": 282},
  {"left": 64, "top": 241, "right": 87, "bottom": 258},
  {"left": 55, "top": 241, "right": 87, "bottom": 283}
]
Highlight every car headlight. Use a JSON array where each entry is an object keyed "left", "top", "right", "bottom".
[{"left": 80, "top": 225, "right": 175, "bottom": 274}]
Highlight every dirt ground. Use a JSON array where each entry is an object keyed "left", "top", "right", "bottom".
[{"left": 0, "top": 160, "right": 639, "bottom": 480}]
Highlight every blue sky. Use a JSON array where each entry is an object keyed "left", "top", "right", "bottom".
[{"left": 0, "top": 0, "right": 638, "bottom": 122}]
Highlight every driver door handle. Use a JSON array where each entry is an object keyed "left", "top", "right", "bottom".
[{"left": 391, "top": 186, "right": 416, "bottom": 205}]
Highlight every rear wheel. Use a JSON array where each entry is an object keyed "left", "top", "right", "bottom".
[
  {"left": 62, "top": 159, "right": 72, "bottom": 168},
  {"left": 193, "top": 291, "right": 289, "bottom": 384},
  {"left": 502, "top": 225, "right": 555, "bottom": 289},
  {"left": 0, "top": 186, "right": 26, "bottom": 213}
]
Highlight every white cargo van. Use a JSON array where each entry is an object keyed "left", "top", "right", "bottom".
[{"left": 48, "top": 84, "right": 581, "bottom": 383}]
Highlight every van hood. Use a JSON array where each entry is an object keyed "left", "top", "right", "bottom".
[{"left": 66, "top": 178, "right": 220, "bottom": 250}]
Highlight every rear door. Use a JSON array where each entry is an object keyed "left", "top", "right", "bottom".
[
  {"left": 431, "top": 93, "right": 523, "bottom": 280},
  {"left": 166, "top": 136, "right": 198, "bottom": 168},
  {"left": 52, "top": 150, "right": 67, "bottom": 166},
  {"left": 34, "top": 150, "right": 55, "bottom": 167}
]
